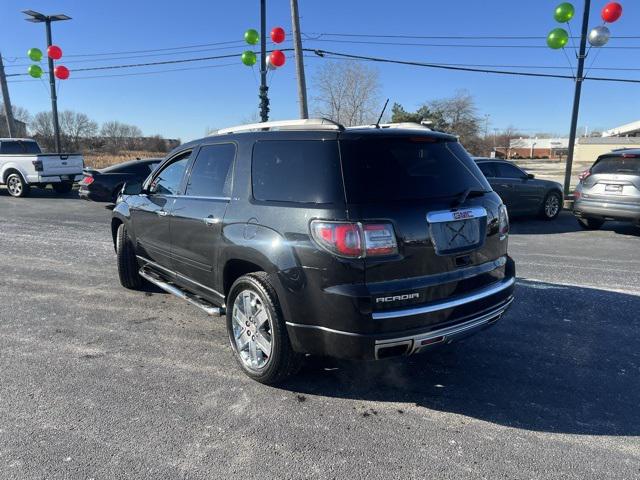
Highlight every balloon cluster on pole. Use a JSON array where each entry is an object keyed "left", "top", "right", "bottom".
[
  {"left": 26, "top": 44, "right": 70, "bottom": 79},
  {"left": 588, "top": 2, "right": 622, "bottom": 47},
  {"left": 241, "top": 25, "right": 286, "bottom": 69},
  {"left": 546, "top": 2, "right": 623, "bottom": 51}
]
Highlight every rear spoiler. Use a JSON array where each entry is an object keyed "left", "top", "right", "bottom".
[{"left": 82, "top": 167, "right": 98, "bottom": 175}]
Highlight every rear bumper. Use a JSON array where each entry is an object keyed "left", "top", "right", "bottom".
[
  {"left": 78, "top": 186, "right": 109, "bottom": 202},
  {"left": 574, "top": 198, "right": 640, "bottom": 221},
  {"left": 25, "top": 174, "right": 79, "bottom": 184},
  {"left": 285, "top": 258, "right": 516, "bottom": 360}
]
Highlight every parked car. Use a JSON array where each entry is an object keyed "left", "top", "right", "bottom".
[
  {"left": 79, "top": 158, "right": 161, "bottom": 203},
  {"left": 474, "top": 158, "right": 564, "bottom": 220},
  {"left": 112, "top": 119, "right": 515, "bottom": 384},
  {"left": 0, "top": 138, "right": 83, "bottom": 197},
  {"left": 573, "top": 149, "right": 640, "bottom": 230}
]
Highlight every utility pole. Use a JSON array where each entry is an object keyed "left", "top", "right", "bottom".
[
  {"left": 0, "top": 54, "right": 17, "bottom": 137},
  {"left": 258, "top": 0, "right": 269, "bottom": 122},
  {"left": 563, "top": 0, "right": 591, "bottom": 197},
  {"left": 23, "top": 10, "right": 71, "bottom": 153},
  {"left": 290, "top": 0, "right": 308, "bottom": 119}
]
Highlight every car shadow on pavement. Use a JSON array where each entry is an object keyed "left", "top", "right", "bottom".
[
  {"left": 0, "top": 186, "right": 80, "bottom": 200},
  {"left": 509, "top": 211, "right": 639, "bottom": 236},
  {"left": 282, "top": 279, "right": 640, "bottom": 436}
]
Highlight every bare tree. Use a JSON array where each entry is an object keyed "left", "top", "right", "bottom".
[
  {"left": 312, "top": 61, "right": 382, "bottom": 126},
  {"left": 30, "top": 111, "right": 56, "bottom": 151},
  {"left": 60, "top": 111, "right": 98, "bottom": 151},
  {"left": 101, "top": 121, "right": 135, "bottom": 153}
]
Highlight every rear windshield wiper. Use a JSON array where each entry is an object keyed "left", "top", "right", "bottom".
[{"left": 451, "top": 188, "right": 485, "bottom": 207}]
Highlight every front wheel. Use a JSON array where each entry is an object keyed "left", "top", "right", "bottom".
[
  {"left": 6, "top": 173, "right": 30, "bottom": 197},
  {"left": 540, "top": 191, "right": 562, "bottom": 220},
  {"left": 116, "top": 224, "right": 143, "bottom": 289},
  {"left": 577, "top": 217, "right": 605, "bottom": 230},
  {"left": 226, "top": 272, "right": 301, "bottom": 385},
  {"left": 52, "top": 182, "right": 73, "bottom": 194}
]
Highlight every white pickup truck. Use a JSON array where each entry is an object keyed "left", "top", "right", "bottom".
[{"left": 0, "top": 138, "right": 84, "bottom": 197}]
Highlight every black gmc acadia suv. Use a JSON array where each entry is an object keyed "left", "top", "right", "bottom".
[{"left": 111, "top": 119, "right": 515, "bottom": 384}]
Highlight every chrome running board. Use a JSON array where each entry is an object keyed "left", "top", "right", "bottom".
[{"left": 139, "top": 268, "right": 224, "bottom": 316}]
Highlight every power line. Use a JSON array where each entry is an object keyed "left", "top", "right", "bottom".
[
  {"left": 306, "top": 48, "right": 640, "bottom": 84},
  {"left": 303, "top": 38, "right": 640, "bottom": 49},
  {"left": 303, "top": 31, "right": 640, "bottom": 40}
]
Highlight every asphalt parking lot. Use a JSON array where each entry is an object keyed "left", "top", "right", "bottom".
[{"left": 1, "top": 188, "right": 639, "bottom": 480}]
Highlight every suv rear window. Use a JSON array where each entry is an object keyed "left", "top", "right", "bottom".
[
  {"left": 592, "top": 155, "right": 640, "bottom": 175},
  {"left": 252, "top": 140, "right": 344, "bottom": 204},
  {"left": 340, "top": 138, "right": 490, "bottom": 203}
]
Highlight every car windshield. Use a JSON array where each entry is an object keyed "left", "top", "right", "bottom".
[
  {"left": 339, "top": 138, "right": 490, "bottom": 203},
  {"left": 592, "top": 156, "right": 640, "bottom": 175}
]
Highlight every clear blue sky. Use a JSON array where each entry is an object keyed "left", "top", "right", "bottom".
[{"left": 1, "top": 0, "right": 638, "bottom": 142}]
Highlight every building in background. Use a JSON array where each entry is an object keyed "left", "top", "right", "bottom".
[
  {"left": 507, "top": 137, "right": 569, "bottom": 159},
  {"left": 602, "top": 120, "right": 640, "bottom": 137}
]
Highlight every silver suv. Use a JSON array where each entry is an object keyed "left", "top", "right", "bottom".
[{"left": 573, "top": 149, "right": 640, "bottom": 229}]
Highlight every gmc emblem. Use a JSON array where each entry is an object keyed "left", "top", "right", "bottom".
[
  {"left": 453, "top": 210, "right": 474, "bottom": 220},
  {"left": 376, "top": 293, "right": 420, "bottom": 303}
]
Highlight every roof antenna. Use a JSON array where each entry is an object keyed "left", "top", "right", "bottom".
[{"left": 375, "top": 98, "right": 389, "bottom": 129}]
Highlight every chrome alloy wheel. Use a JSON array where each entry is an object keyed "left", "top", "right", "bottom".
[
  {"left": 7, "top": 175, "right": 22, "bottom": 197},
  {"left": 545, "top": 194, "right": 560, "bottom": 218},
  {"left": 232, "top": 289, "right": 273, "bottom": 370}
]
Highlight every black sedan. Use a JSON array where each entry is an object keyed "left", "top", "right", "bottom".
[
  {"left": 79, "top": 158, "right": 161, "bottom": 203},
  {"left": 474, "top": 158, "right": 564, "bottom": 220}
]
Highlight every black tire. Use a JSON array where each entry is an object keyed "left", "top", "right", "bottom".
[
  {"left": 52, "top": 182, "right": 73, "bottom": 194},
  {"left": 226, "top": 272, "right": 301, "bottom": 385},
  {"left": 540, "top": 191, "right": 562, "bottom": 220},
  {"left": 5, "top": 172, "right": 30, "bottom": 197},
  {"left": 116, "top": 223, "right": 143, "bottom": 289},
  {"left": 577, "top": 217, "right": 605, "bottom": 230}
]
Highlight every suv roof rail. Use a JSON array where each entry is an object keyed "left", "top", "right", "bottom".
[
  {"left": 347, "top": 122, "right": 432, "bottom": 131},
  {"left": 214, "top": 118, "right": 344, "bottom": 135}
]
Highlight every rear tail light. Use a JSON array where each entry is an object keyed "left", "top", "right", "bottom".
[
  {"left": 81, "top": 176, "right": 94, "bottom": 185},
  {"left": 578, "top": 169, "right": 591, "bottom": 182},
  {"left": 622, "top": 153, "right": 638, "bottom": 158},
  {"left": 310, "top": 221, "right": 398, "bottom": 258},
  {"left": 498, "top": 204, "right": 509, "bottom": 238},
  {"left": 32, "top": 160, "right": 43, "bottom": 171}
]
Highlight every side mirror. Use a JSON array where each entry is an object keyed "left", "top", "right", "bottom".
[
  {"left": 526, "top": 173, "right": 535, "bottom": 180},
  {"left": 122, "top": 181, "right": 144, "bottom": 196}
]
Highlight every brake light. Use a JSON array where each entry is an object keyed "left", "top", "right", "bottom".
[
  {"left": 498, "top": 204, "right": 509, "bottom": 238},
  {"left": 81, "top": 176, "right": 94, "bottom": 185},
  {"left": 578, "top": 169, "right": 591, "bottom": 182},
  {"left": 622, "top": 153, "right": 638, "bottom": 158},
  {"left": 32, "top": 160, "right": 43, "bottom": 171},
  {"left": 310, "top": 221, "right": 398, "bottom": 258}
]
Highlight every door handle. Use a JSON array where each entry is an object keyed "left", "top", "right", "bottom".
[
  {"left": 157, "top": 210, "right": 168, "bottom": 217},
  {"left": 203, "top": 217, "right": 220, "bottom": 226},
  {"left": 499, "top": 184, "right": 513, "bottom": 188}
]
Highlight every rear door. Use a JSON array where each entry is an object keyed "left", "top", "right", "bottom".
[
  {"left": 584, "top": 154, "right": 640, "bottom": 203},
  {"left": 170, "top": 143, "right": 236, "bottom": 287},
  {"left": 130, "top": 151, "right": 191, "bottom": 268},
  {"left": 339, "top": 137, "right": 504, "bottom": 285},
  {"left": 494, "top": 162, "right": 541, "bottom": 214}
]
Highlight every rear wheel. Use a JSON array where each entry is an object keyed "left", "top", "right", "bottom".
[
  {"left": 116, "top": 223, "right": 143, "bottom": 289},
  {"left": 52, "top": 182, "right": 73, "bottom": 194},
  {"left": 226, "top": 272, "right": 301, "bottom": 385},
  {"left": 540, "top": 191, "right": 562, "bottom": 220},
  {"left": 577, "top": 217, "right": 605, "bottom": 230},
  {"left": 6, "top": 173, "right": 30, "bottom": 197}
]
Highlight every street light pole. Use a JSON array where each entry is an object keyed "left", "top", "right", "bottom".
[
  {"left": 258, "top": 0, "right": 269, "bottom": 122},
  {"left": 563, "top": 0, "right": 591, "bottom": 197},
  {"left": 290, "top": 0, "right": 308, "bottom": 119},
  {"left": 23, "top": 10, "right": 71, "bottom": 153}
]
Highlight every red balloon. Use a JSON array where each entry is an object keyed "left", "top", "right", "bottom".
[
  {"left": 270, "top": 27, "right": 285, "bottom": 44},
  {"left": 47, "top": 45, "right": 63, "bottom": 60},
  {"left": 269, "top": 49, "right": 285, "bottom": 67},
  {"left": 601, "top": 2, "right": 623, "bottom": 23},
  {"left": 54, "top": 65, "right": 70, "bottom": 80}
]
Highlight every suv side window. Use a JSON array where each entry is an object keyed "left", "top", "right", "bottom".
[
  {"left": 149, "top": 152, "right": 191, "bottom": 195},
  {"left": 186, "top": 144, "right": 235, "bottom": 198},
  {"left": 252, "top": 140, "right": 343, "bottom": 204},
  {"left": 478, "top": 162, "right": 496, "bottom": 178},
  {"left": 496, "top": 163, "right": 526, "bottom": 179}
]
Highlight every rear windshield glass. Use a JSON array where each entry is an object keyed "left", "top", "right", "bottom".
[
  {"left": 340, "top": 138, "right": 490, "bottom": 203},
  {"left": 252, "top": 140, "right": 344, "bottom": 204},
  {"left": 592, "top": 156, "right": 640, "bottom": 175},
  {"left": 0, "top": 141, "right": 41, "bottom": 155}
]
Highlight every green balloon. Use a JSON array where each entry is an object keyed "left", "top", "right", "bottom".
[
  {"left": 244, "top": 29, "right": 259, "bottom": 45},
  {"left": 554, "top": 2, "right": 575, "bottom": 22},
  {"left": 28, "top": 64, "right": 43, "bottom": 78},
  {"left": 27, "top": 47, "right": 43, "bottom": 62},
  {"left": 547, "top": 28, "right": 569, "bottom": 49},
  {"left": 241, "top": 50, "right": 257, "bottom": 66}
]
